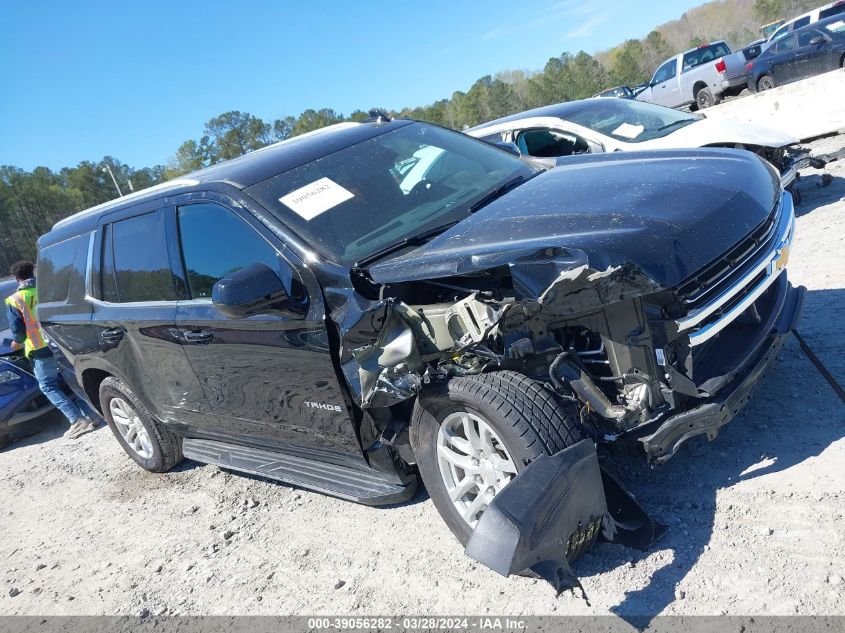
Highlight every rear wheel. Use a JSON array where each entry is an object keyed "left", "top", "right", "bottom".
[
  {"left": 758, "top": 75, "right": 776, "bottom": 91},
  {"left": 695, "top": 87, "right": 716, "bottom": 109},
  {"left": 410, "top": 370, "right": 597, "bottom": 563},
  {"left": 99, "top": 377, "right": 183, "bottom": 472}
]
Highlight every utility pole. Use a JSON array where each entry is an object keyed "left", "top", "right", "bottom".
[{"left": 102, "top": 165, "right": 123, "bottom": 198}]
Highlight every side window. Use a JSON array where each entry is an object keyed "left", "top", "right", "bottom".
[
  {"left": 516, "top": 129, "right": 590, "bottom": 158},
  {"left": 37, "top": 234, "right": 86, "bottom": 303},
  {"left": 177, "top": 203, "right": 288, "bottom": 299},
  {"left": 798, "top": 29, "right": 823, "bottom": 46},
  {"left": 653, "top": 60, "right": 676, "bottom": 84},
  {"left": 776, "top": 35, "right": 797, "bottom": 52},
  {"left": 820, "top": 4, "right": 845, "bottom": 18},
  {"left": 103, "top": 211, "right": 178, "bottom": 303},
  {"left": 793, "top": 16, "right": 811, "bottom": 29}
]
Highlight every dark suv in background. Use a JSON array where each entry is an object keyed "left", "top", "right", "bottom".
[{"left": 37, "top": 118, "right": 802, "bottom": 587}]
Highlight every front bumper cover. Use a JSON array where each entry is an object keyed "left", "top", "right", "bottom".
[{"left": 641, "top": 281, "right": 804, "bottom": 464}]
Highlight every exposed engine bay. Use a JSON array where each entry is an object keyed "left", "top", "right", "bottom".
[{"left": 330, "top": 187, "right": 800, "bottom": 469}]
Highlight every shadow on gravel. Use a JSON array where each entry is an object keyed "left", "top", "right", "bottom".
[
  {"left": 573, "top": 287, "right": 845, "bottom": 624},
  {"left": 0, "top": 410, "right": 66, "bottom": 452},
  {"left": 794, "top": 172, "right": 845, "bottom": 217}
]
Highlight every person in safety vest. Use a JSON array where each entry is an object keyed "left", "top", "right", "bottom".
[{"left": 6, "top": 261, "right": 97, "bottom": 439}]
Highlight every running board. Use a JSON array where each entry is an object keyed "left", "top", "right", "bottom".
[{"left": 182, "top": 438, "right": 415, "bottom": 506}]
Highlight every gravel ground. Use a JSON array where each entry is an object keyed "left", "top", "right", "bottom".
[{"left": 1, "top": 135, "right": 844, "bottom": 619}]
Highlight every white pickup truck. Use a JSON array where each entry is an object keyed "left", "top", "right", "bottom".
[{"left": 636, "top": 41, "right": 749, "bottom": 109}]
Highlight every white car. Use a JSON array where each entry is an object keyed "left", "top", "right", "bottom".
[
  {"left": 767, "top": 0, "right": 845, "bottom": 45},
  {"left": 465, "top": 98, "right": 813, "bottom": 189}
]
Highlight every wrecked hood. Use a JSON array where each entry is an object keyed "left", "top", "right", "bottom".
[
  {"left": 636, "top": 115, "right": 798, "bottom": 151},
  {"left": 369, "top": 148, "right": 780, "bottom": 293}
]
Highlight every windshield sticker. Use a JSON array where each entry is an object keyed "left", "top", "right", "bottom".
[
  {"left": 612, "top": 123, "right": 645, "bottom": 139},
  {"left": 280, "top": 177, "right": 355, "bottom": 220}
]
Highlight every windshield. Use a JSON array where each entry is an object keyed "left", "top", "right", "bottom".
[
  {"left": 563, "top": 99, "right": 700, "bottom": 143},
  {"left": 246, "top": 122, "right": 537, "bottom": 266}
]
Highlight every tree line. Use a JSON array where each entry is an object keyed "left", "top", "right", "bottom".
[{"left": 0, "top": 0, "right": 818, "bottom": 273}]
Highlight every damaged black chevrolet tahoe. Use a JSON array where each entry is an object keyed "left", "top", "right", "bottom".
[{"left": 37, "top": 118, "right": 802, "bottom": 590}]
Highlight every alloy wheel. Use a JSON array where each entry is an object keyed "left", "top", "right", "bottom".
[
  {"left": 436, "top": 411, "right": 518, "bottom": 528},
  {"left": 110, "top": 397, "right": 154, "bottom": 459}
]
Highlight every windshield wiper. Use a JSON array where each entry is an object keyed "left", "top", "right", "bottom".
[
  {"left": 468, "top": 175, "right": 530, "bottom": 213},
  {"left": 355, "top": 220, "right": 460, "bottom": 268},
  {"left": 657, "top": 119, "right": 696, "bottom": 132}
]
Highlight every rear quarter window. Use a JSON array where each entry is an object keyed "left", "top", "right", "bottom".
[{"left": 37, "top": 234, "right": 88, "bottom": 304}]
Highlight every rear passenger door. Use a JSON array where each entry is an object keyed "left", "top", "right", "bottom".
[
  {"left": 91, "top": 207, "right": 217, "bottom": 432},
  {"left": 770, "top": 35, "right": 799, "bottom": 83},
  {"left": 170, "top": 196, "right": 363, "bottom": 460}
]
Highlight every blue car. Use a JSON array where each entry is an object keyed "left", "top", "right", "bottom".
[
  {"left": 0, "top": 278, "right": 56, "bottom": 445},
  {"left": 747, "top": 14, "right": 845, "bottom": 92}
]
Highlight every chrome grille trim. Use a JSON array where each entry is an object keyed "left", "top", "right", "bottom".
[
  {"left": 677, "top": 192, "right": 795, "bottom": 347},
  {"left": 679, "top": 199, "right": 780, "bottom": 309}
]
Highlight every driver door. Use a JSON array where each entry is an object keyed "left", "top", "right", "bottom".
[
  {"left": 648, "top": 60, "right": 680, "bottom": 107},
  {"left": 169, "top": 196, "right": 365, "bottom": 462},
  {"left": 794, "top": 29, "right": 831, "bottom": 79}
]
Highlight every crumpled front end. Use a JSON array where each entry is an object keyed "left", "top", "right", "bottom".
[{"left": 321, "top": 150, "right": 799, "bottom": 591}]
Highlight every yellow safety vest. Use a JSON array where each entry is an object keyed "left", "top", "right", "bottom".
[{"left": 4, "top": 287, "right": 49, "bottom": 357}]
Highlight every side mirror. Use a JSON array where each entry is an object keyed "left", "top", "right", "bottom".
[
  {"left": 212, "top": 262, "right": 303, "bottom": 318},
  {"left": 495, "top": 141, "right": 522, "bottom": 156},
  {"left": 809, "top": 35, "right": 826, "bottom": 46}
]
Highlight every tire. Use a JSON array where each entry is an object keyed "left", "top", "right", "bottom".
[
  {"left": 695, "top": 87, "right": 716, "bottom": 109},
  {"left": 410, "top": 370, "right": 597, "bottom": 563},
  {"left": 99, "top": 377, "right": 183, "bottom": 472},
  {"left": 758, "top": 75, "right": 775, "bottom": 91}
]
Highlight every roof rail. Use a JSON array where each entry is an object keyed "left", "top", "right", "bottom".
[{"left": 52, "top": 178, "right": 200, "bottom": 229}]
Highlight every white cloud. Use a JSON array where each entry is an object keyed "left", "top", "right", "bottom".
[
  {"left": 479, "top": 0, "right": 605, "bottom": 41},
  {"left": 565, "top": 10, "right": 613, "bottom": 38}
]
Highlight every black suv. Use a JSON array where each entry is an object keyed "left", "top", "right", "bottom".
[{"left": 37, "top": 119, "right": 802, "bottom": 587}]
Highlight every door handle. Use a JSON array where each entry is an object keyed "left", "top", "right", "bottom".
[
  {"left": 182, "top": 330, "right": 213, "bottom": 344},
  {"left": 100, "top": 327, "right": 125, "bottom": 343}
]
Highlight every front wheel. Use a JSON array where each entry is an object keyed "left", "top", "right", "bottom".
[
  {"left": 410, "top": 371, "right": 596, "bottom": 562},
  {"left": 99, "top": 377, "right": 183, "bottom": 472}
]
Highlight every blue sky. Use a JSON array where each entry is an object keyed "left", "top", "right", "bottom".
[{"left": 0, "top": 0, "right": 705, "bottom": 171}]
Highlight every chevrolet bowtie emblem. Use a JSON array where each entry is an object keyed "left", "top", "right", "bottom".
[{"left": 775, "top": 245, "right": 790, "bottom": 271}]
